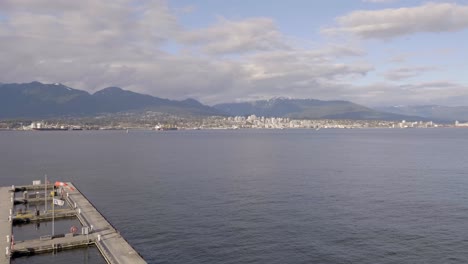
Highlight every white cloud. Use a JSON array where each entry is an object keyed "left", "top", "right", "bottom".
[
  {"left": 312, "top": 44, "right": 366, "bottom": 58},
  {"left": 0, "top": 0, "right": 181, "bottom": 88},
  {"left": 223, "top": 50, "right": 373, "bottom": 103},
  {"left": 388, "top": 54, "right": 410, "bottom": 63},
  {"left": 324, "top": 3, "right": 468, "bottom": 39},
  {"left": 243, "top": 51, "right": 371, "bottom": 81},
  {"left": 384, "top": 66, "right": 437, "bottom": 81},
  {"left": 1, "top": 0, "right": 464, "bottom": 107},
  {"left": 179, "top": 17, "right": 290, "bottom": 55},
  {"left": 340, "top": 81, "right": 468, "bottom": 107},
  {"left": 0, "top": 0, "right": 374, "bottom": 104}
]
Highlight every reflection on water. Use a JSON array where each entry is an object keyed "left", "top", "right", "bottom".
[{"left": 13, "top": 218, "right": 82, "bottom": 241}]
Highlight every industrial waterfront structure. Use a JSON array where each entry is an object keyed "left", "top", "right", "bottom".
[{"left": 1, "top": 181, "right": 146, "bottom": 264}]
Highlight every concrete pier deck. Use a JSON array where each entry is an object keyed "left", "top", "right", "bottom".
[
  {"left": 0, "top": 187, "right": 13, "bottom": 264},
  {"left": 66, "top": 182, "right": 146, "bottom": 264}
]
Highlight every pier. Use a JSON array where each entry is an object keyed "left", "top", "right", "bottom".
[
  {"left": 0, "top": 186, "right": 14, "bottom": 264},
  {"left": 1, "top": 182, "right": 146, "bottom": 263}
]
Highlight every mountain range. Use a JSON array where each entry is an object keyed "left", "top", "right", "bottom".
[
  {"left": 0, "top": 81, "right": 463, "bottom": 122},
  {"left": 376, "top": 105, "right": 468, "bottom": 122},
  {"left": 0, "top": 82, "right": 222, "bottom": 119},
  {"left": 213, "top": 98, "right": 421, "bottom": 121}
]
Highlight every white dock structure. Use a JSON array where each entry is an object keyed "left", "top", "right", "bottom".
[
  {"left": 2, "top": 182, "right": 146, "bottom": 263},
  {"left": 0, "top": 186, "right": 14, "bottom": 264}
]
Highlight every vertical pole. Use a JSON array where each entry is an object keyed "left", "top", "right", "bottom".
[
  {"left": 52, "top": 192, "right": 55, "bottom": 237},
  {"left": 44, "top": 174, "right": 47, "bottom": 213}
]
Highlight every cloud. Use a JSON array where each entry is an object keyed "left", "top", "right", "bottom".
[
  {"left": 0, "top": 0, "right": 374, "bottom": 105},
  {"left": 388, "top": 54, "right": 410, "bottom": 63},
  {"left": 243, "top": 51, "right": 371, "bottom": 81},
  {"left": 1, "top": 0, "right": 464, "bottom": 107},
  {"left": 323, "top": 3, "right": 468, "bottom": 39},
  {"left": 313, "top": 44, "right": 366, "bottom": 58},
  {"left": 0, "top": 0, "right": 181, "bottom": 87},
  {"left": 384, "top": 66, "right": 437, "bottom": 81},
  {"left": 179, "top": 17, "right": 290, "bottom": 55},
  {"left": 140, "top": 48, "right": 372, "bottom": 104},
  {"left": 345, "top": 81, "right": 468, "bottom": 107},
  {"left": 221, "top": 49, "right": 373, "bottom": 103}
]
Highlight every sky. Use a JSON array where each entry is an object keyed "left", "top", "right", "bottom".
[{"left": 1, "top": 0, "right": 468, "bottom": 106}]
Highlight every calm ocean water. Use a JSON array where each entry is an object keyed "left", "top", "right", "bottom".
[{"left": 2, "top": 128, "right": 468, "bottom": 263}]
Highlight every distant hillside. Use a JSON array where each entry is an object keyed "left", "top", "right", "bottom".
[
  {"left": 377, "top": 105, "right": 468, "bottom": 122},
  {"left": 0, "top": 82, "right": 223, "bottom": 119},
  {"left": 214, "top": 98, "right": 424, "bottom": 121}
]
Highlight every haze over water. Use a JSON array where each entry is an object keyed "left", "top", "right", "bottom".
[{"left": 2, "top": 129, "right": 468, "bottom": 263}]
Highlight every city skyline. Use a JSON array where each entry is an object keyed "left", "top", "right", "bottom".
[{"left": 1, "top": 1, "right": 467, "bottom": 106}]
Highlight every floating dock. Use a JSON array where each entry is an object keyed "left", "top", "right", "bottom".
[
  {"left": 13, "top": 208, "right": 76, "bottom": 224},
  {"left": 12, "top": 234, "right": 92, "bottom": 257},
  {"left": 1, "top": 182, "right": 146, "bottom": 264}
]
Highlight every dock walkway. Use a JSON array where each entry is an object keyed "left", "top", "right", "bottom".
[
  {"left": 66, "top": 182, "right": 146, "bottom": 263},
  {"left": 0, "top": 187, "right": 13, "bottom": 264}
]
